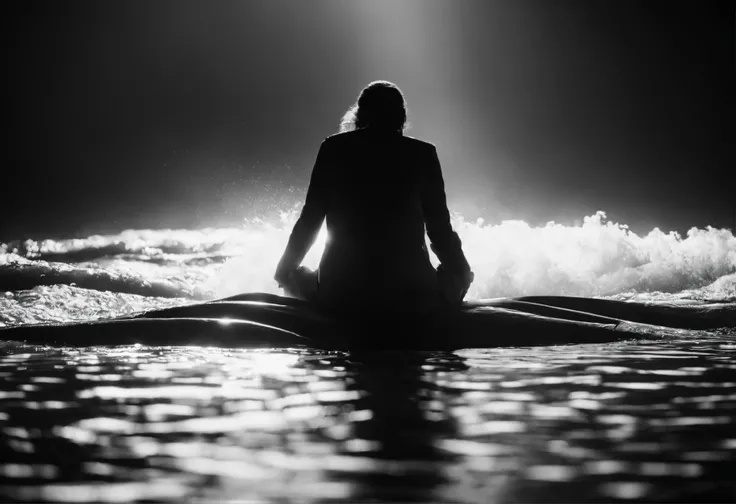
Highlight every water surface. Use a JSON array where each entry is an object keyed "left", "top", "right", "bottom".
[
  {"left": 1, "top": 334, "right": 734, "bottom": 502},
  {"left": 1, "top": 220, "right": 734, "bottom": 502}
]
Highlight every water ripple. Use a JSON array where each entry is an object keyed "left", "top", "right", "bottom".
[{"left": 0, "top": 336, "right": 734, "bottom": 502}]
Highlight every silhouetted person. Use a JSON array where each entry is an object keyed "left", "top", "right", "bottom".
[{"left": 275, "top": 81, "right": 473, "bottom": 315}]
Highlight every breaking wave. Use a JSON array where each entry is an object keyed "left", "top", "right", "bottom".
[
  {"left": 209, "top": 210, "right": 736, "bottom": 301},
  {"left": 2, "top": 211, "right": 735, "bottom": 303}
]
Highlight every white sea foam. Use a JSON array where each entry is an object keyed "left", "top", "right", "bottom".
[
  {"left": 209, "top": 210, "right": 736, "bottom": 300},
  {"left": 2, "top": 211, "right": 734, "bottom": 302}
]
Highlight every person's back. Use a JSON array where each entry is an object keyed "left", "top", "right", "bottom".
[
  {"left": 315, "top": 128, "right": 442, "bottom": 311},
  {"left": 274, "top": 81, "right": 473, "bottom": 315}
]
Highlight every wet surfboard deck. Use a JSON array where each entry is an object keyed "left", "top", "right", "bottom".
[{"left": 2, "top": 293, "right": 733, "bottom": 350}]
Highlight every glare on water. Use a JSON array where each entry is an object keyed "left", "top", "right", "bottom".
[
  {"left": 0, "top": 211, "right": 735, "bottom": 502},
  {"left": 0, "top": 340, "right": 734, "bottom": 503}
]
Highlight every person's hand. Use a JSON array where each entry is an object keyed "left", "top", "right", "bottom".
[
  {"left": 437, "top": 265, "right": 474, "bottom": 306},
  {"left": 274, "top": 266, "right": 295, "bottom": 290},
  {"left": 276, "top": 266, "right": 318, "bottom": 301}
]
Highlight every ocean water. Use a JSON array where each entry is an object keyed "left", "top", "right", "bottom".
[{"left": 1, "top": 211, "right": 735, "bottom": 502}]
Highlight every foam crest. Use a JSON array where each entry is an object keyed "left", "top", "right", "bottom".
[
  {"left": 458, "top": 212, "right": 735, "bottom": 298},
  {"left": 0, "top": 254, "right": 207, "bottom": 300},
  {"left": 2, "top": 211, "right": 733, "bottom": 302},
  {"left": 209, "top": 211, "right": 736, "bottom": 300},
  {"left": 2, "top": 228, "right": 246, "bottom": 260}
]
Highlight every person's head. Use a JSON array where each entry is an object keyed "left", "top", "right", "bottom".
[{"left": 339, "top": 80, "right": 408, "bottom": 133}]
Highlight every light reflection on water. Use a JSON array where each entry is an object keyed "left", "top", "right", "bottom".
[{"left": 0, "top": 336, "right": 735, "bottom": 503}]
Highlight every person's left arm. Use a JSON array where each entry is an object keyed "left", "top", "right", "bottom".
[{"left": 274, "top": 140, "right": 331, "bottom": 286}]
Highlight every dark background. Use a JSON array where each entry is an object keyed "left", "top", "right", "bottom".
[{"left": 5, "top": 0, "right": 734, "bottom": 240}]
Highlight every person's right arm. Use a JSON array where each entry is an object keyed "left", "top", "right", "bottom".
[{"left": 274, "top": 140, "right": 331, "bottom": 287}]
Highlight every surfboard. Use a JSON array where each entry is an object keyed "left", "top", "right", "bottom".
[{"left": 2, "top": 293, "right": 733, "bottom": 350}]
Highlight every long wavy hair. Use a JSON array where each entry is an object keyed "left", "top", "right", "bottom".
[{"left": 339, "top": 80, "right": 409, "bottom": 133}]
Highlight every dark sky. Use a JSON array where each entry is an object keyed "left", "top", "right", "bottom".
[{"left": 5, "top": 0, "right": 734, "bottom": 239}]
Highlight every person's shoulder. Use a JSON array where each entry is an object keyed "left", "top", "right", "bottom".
[
  {"left": 401, "top": 134, "right": 433, "bottom": 147},
  {"left": 324, "top": 130, "right": 363, "bottom": 142},
  {"left": 319, "top": 131, "right": 357, "bottom": 150},
  {"left": 323, "top": 132, "right": 346, "bottom": 142},
  {"left": 320, "top": 131, "right": 437, "bottom": 152},
  {"left": 400, "top": 134, "right": 437, "bottom": 154}
]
